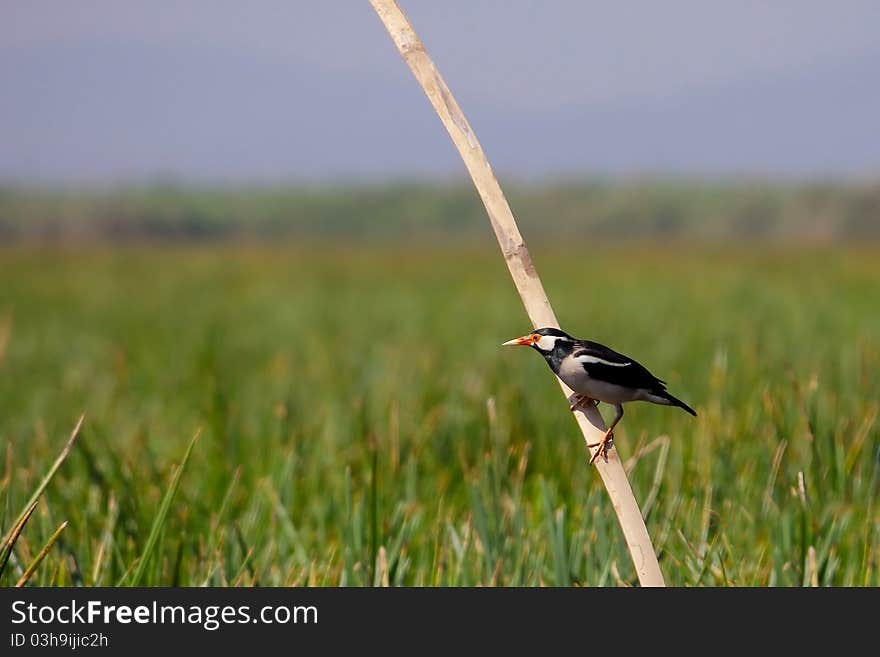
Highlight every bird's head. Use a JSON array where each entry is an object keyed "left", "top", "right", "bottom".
[{"left": 502, "top": 327, "right": 575, "bottom": 353}]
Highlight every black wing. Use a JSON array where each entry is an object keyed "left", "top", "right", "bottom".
[{"left": 572, "top": 341, "right": 666, "bottom": 391}]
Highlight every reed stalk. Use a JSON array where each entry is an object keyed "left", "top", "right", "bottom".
[{"left": 369, "top": 0, "right": 665, "bottom": 585}]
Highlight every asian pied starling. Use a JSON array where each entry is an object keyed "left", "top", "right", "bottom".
[{"left": 503, "top": 327, "right": 696, "bottom": 463}]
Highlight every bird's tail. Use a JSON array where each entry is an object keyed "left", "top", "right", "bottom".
[{"left": 656, "top": 390, "right": 697, "bottom": 417}]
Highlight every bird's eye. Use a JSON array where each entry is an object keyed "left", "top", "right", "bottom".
[{"left": 531, "top": 334, "right": 540, "bottom": 343}]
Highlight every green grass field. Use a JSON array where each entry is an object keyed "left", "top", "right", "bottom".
[{"left": 1, "top": 243, "right": 877, "bottom": 586}]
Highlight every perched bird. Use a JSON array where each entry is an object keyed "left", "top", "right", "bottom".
[{"left": 503, "top": 327, "right": 696, "bottom": 463}]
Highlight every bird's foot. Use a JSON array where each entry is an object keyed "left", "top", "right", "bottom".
[
  {"left": 588, "top": 428, "right": 614, "bottom": 464},
  {"left": 569, "top": 395, "right": 597, "bottom": 412}
]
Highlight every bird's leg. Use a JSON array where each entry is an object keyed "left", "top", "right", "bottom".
[
  {"left": 589, "top": 403, "right": 624, "bottom": 464},
  {"left": 569, "top": 394, "right": 597, "bottom": 412}
]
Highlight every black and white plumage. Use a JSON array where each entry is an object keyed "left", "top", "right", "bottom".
[{"left": 503, "top": 327, "right": 696, "bottom": 463}]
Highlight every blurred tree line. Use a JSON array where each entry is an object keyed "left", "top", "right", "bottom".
[{"left": 1, "top": 179, "right": 877, "bottom": 242}]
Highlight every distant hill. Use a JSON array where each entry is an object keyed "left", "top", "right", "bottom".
[{"left": 1, "top": 180, "right": 878, "bottom": 242}]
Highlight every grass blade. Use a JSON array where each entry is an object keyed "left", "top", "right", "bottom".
[
  {"left": 0, "top": 500, "right": 39, "bottom": 581},
  {"left": 90, "top": 495, "right": 119, "bottom": 586},
  {"left": 15, "top": 520, "right": 68, "bottom": 587},
  {"left": 1, "top": 415, "right": 83, "bottom": 546},
  {"left": 125, "top": 430, "right": 200, "bottom": 586}
]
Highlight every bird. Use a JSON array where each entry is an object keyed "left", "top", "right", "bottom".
[{"left": 503, "top": 327, "right": 696, "bottom": 463}]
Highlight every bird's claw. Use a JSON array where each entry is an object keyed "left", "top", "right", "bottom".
[
  {"left": 588, "top": 430, "right": 614, "bottom": 464},
  {"left": 569, "top": 395, "right": 597, "bottom": 412}
]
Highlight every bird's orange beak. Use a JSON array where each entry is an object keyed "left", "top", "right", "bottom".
[{"left": 502, "top": 334, "right": 537, "bottom": 347}]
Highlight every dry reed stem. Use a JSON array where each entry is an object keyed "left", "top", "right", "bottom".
[{"left": 370, "top": 0, "right": 664, "bottom": 586}]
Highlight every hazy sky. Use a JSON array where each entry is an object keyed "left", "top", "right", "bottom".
[{"left": 2, "top": 1, "right": 879, "bottom": 184}]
